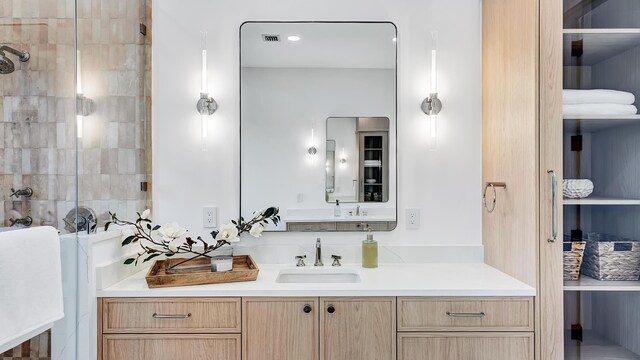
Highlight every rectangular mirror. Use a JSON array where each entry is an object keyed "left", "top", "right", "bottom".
[{"left": 240, "top": 22, "right": 397, "bottom": 232}]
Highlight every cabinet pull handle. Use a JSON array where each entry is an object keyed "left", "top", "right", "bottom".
[
  {"left": 446, "top": 311, "right": 486, "bottom": 318},
  {"left": 152, "top": 313, "right": 192, "bottom": 319},
  {"left": 303, "top": 304, "right": 312, "bottom": 313},
  {"left": 548, "top": 170, "right": 558, "bottom": 243},
  {"left": 327, "top": 305, "right": 336, "bottom": 314}
]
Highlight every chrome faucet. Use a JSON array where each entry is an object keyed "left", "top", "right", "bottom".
[
  {"left": 315, "top": 238, "right": 323, "bottom": 266},
  {"left": 9, "top": 216, "right": 33, "bottom": 227},
  {"left": 356, "top": 205, "right": 361, "bottom": 216},
  {"left": 10, "top": 187, "right": 33, "bottom": 199}
]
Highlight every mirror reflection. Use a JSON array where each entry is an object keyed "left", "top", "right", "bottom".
[{"left": 240, "top": 22, "right": 397, "bottom": 232}]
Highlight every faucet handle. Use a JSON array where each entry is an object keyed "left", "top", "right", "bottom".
[
  {"left": 295, "top": 255, "right": 307, "bottom": 267},
  {"left": 331, "top": 255, "right": 342, "bottom": 267}
]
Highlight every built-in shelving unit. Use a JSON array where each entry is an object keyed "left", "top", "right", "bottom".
[
  {"left": 563, "top": 29, "right": 640, "bottom": 66},
  {"left": 564, "top": 197, "right": 640, "bottom": 206}
]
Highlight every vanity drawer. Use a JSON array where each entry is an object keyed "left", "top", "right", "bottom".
[
  {"left": 397, "top": 297, "right": 534, "bottom": 332},
  {"left": 102, "top": 298, "right": 241, "bottom": 334},
  {"left": 287, "top": 222, "right": 337, "bottom": 232}
]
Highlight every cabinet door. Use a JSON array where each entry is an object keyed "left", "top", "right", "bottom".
[
  {"left": 242, "top": 298, "right": 318, "bottom": 360},
  {"left": 103, "top": 334, "right": 240, "bottom": 360},
  {"left": 320, "top": 297, "right": 395, "bottom": 360},
  {"left": 398, "top": 333, "right": 533, "bottom": 360}
]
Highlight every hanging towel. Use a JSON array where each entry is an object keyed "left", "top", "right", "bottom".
[
  {"left": 0, "top": 226, "right": 64, "bottom": 353},
  {"left": 563, "top": 104, "right": 638, "bottom": 117},
  {"left": 563, "top": 89, "right": 636, "bottom": 105}
]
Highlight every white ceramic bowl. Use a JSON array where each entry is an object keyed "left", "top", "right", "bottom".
[
  {"left": 366, "top": 179, "right": 376, "bottom": 184},
  {"left": 563, "top": 179, "right": 594, "bottom": 199}
]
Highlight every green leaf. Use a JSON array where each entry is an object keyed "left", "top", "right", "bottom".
[
  {"left": 153, "top": 225, "right": 161, "bottom": 231},
  {"left": 123, "top": 258, "right": 135, "bottom": 265},
  {"left": 146, "top": 223, "right": 152, "bottom": 230},
  {"left": 121, "top": 235, "right": 136, "bottom": 246},
  {"left": 104, "top": 222, "right": 112, "bottom": 231},
  {"left": 231, "top": 220, "right": 237, "bottom": 225},
  {"left": 143, "top": 253, "right": 161, "bottom": 263}
]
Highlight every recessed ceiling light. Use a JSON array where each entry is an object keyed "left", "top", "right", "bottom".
[
  {"left": 288, "top": 35, "right": 301, "bottom": 42},
  {"left": 392, "top": 37, "right": 397, "bottom": 42}
]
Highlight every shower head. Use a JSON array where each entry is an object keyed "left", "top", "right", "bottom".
[{"left": 0, "top": 46, "right": 30, "bottom": 74}]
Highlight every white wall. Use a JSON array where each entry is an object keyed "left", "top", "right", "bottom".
[
  {"left": 153, "top": 0, "right": 482, "bottom": 248},
  {"left": 241, "top": 67, "right": 396, "bottom": 228}
]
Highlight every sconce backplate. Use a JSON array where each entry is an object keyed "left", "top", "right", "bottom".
[
  {"left": 421, "top": 93, "right": 442, "bottom": 116},
  {"left": 197, "top": 93, "right": 218, "bottom": 115}
]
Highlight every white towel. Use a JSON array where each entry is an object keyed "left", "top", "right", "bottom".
[
  {"left": 563, "top": 104, "right": 638, "bottom": 117},
  {"left": 0, "top": 226, "right": 64, "bottom": 353},
  {"left": 563, "top": 89, "right": 635, "bottom": 105}
]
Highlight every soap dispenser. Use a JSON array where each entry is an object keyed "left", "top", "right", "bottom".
[
  {"left": 334, "top": 199, "right": 341, "bottom": 217},
  {"left": 361, "top": 224, "right": 378, "bottom": 268}
]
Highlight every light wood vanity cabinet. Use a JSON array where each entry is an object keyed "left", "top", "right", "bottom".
[
  {"left": 242, "top": 298, "right": 319, "bottom": 360},
  {"left": 99, "top": 296, "right": 532, "bottom": 360}
]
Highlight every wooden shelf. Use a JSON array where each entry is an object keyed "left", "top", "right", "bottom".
[
  {"left": 564, "top": 196, "right": 640, "bottom": 205},
  {"left": 564, "top": 115, "right": 640, "bottom": 133},
  {"left": 563, "top": 29, "right": 640, "bottom": 66},
  {"left": 565, "top": 331, "right": 640, "bottom": 359},
  {"left": 565, "top": 277, "right": 640, "bottom": 292}
]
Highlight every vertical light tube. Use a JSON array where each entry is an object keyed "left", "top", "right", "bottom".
[
  {"left": 428, "top": 31, "right": 438, "bottom": 150},
  {"left": 76, "top": 50, "right": 83, "bottom": 138},
  {"left": 201, "top": 31, "right": 208, "bottom": 151}
]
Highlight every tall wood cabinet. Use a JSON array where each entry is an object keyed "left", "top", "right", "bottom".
[
  {"left": 482, "top": 0, "right": 564, "bottom": 359},
  {"left": 485, "top": 0, "right": 640, "bottom": 359}
]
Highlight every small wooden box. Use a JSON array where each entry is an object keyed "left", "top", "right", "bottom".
[{"left": 145, "top": 255, "right": 259, "bottom": 289}]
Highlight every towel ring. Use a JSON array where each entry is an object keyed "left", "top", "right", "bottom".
[{"left": 483, "top": 182, "right": 507, "bottom": 213}]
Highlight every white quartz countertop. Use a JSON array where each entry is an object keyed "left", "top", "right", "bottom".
[{"left": 97, "top": 263, "right": 535, "bottom": 298}]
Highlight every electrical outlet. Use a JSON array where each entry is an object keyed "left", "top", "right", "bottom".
[
  {"left": 406, "top": 209, "right": 420, "bottom": 229},
  {"left": 203, "top": 206, "right": 217, "bottom": 228}
]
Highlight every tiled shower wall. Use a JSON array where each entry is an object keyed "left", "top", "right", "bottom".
[
  {"left": 1, "top": 0, "right": 151, "bottom": 358},
  {"left": 0, "top": 0, "right": 151, "bottom": 232},
  {"left": 0, "top": 0, "right": 77, "bottom": 231}
]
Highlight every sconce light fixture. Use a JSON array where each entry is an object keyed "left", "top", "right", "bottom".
[
  {"left": 340, "top": 147, "right": 347, "bottom": 164},
  {"left": 196, "top": 31, "right": 218, "bottom": 150},
  {"left": 421, "top": 31, "right": 442, "bottom": 150},
  {"left": 308, "top": 128, "right": 317, "bottom": 155},
  {"left": 76, "top": 50, "right": 95, "bottom": 139}
]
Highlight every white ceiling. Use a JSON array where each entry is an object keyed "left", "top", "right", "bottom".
[{"left": 240, "top": 22, "right": 397, "bottom": 69}]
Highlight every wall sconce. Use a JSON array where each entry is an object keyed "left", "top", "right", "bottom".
[
  {"left": 76, "top": 50, "right": 95, "bottom": 139},
  {"left": 196, "top": 31, "right": 218, "bottom": 151},
  {"left": 421, "top": 31, "right": 442, "bottom": 150},
  {"left": 308, "top": 128, "right": 317, "bottom": 155},
  {"left": 340, "top": 147, "right": 347, "bottom": 164}
]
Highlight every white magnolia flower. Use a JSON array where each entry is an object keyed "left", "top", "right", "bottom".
[
  {"left": 122, "top": 228, "right": 135, "bottom": 237},
  {"left": 216, "top": 223, "right": 239, "bottom": 243},
  {"left": 140, "top": 209, "right": 151, "bottom": 220},
  {"left": 167, "top": 239, "right": 183, "bottom": 253},
  {"left": 157, "top": 222, "right": 187, "bottom": 241},
  {"left": 249, "top": 224, "right": 265, "bottom": 238}
]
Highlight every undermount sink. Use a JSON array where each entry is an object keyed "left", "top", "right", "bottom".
[{"left": 276, "top": 268, "right": 362, "bottom": 284}]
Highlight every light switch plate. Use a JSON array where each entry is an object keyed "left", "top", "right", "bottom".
[
  {"left": 203, "top": 206, "right": 217, "bottom": 228},
  {"left": 406, "top": 209, "right": 420, "bottom": 229}
]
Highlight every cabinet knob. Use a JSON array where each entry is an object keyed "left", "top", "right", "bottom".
[
  {"left": 303, "top": 304, "right": 312, "bottom": 313},
  {"left": 327, "top": 305, "right": 336, "bottom": 314}
]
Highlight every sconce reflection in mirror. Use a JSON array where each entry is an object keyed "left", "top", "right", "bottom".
[
  {"left": 76, "top": 50, "right": 96, "bottom": 139},
  {"left": 421, "top": 31, "right": 441, "bottom": 150},
  {"left": 196, "top": 31, "right": 218, "bottom": 151},
  {"left": 340, "top": 147, "right": 347, "bottom": 164},
  {"left": 308, "top": 128, "right": 317, "bottom": 155}
]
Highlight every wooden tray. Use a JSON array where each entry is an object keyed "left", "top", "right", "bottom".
[{"left": 145, "top": 255, "right": 259, "bottom": 289}]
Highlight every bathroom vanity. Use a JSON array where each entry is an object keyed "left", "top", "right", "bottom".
[{"left": 96, "top": 263, "right": 535, "bottom": 360}]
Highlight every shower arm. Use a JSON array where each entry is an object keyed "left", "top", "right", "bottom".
[{"left": 0, "top": 46, "right": 30, "bottom": 62}]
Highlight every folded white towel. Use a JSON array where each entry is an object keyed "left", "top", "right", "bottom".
[
  {"left": 563, "top": 104, "right": 638, "bottom": 117},
  {"left": 563, "top": 89, "right": 635, "bottom": 105},
  {"left": 0, "top": 227, "right": 64, "bottom": 353}
]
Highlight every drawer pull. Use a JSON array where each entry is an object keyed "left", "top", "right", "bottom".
[
  {"left": 152, "top": 313, "right": 192, "bottom": 319},
  {"left": 446, "top": 311, "right": 486, "bottom": 318}
]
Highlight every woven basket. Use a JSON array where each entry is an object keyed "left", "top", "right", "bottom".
[
  {"left": 581, "top": 233, "right": 640, "bottom": 281},
  {"left": 563, "top": 241, "right": 586, "bottom": 281}
]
